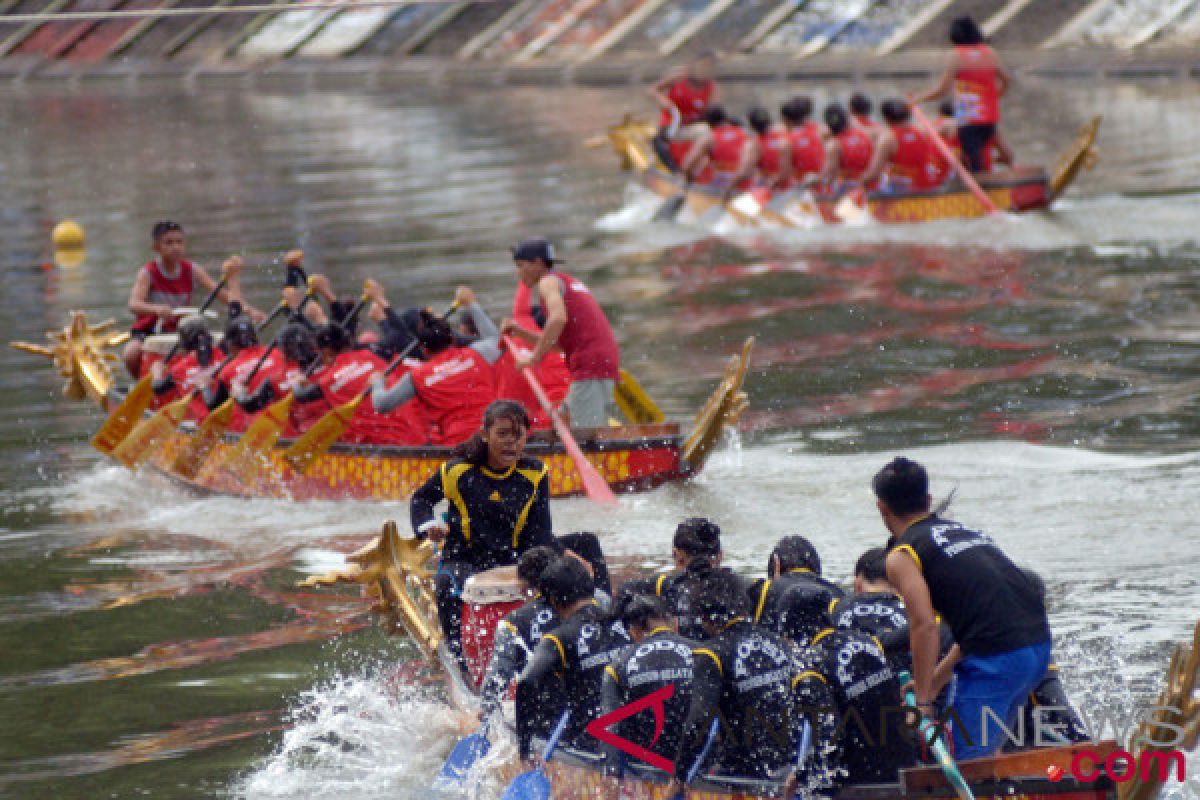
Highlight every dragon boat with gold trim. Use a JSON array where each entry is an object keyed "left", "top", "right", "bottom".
[
  {"left": 304, "top": 521, "right": 1199, "bottom": 800},
  {"left": 594, "top": 115, "right": 1101, "bottom": 226},
  {"left": 11, "top": 311, "right": 752, "bottom": 501}
]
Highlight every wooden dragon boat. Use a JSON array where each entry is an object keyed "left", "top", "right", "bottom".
[
  {"left": 304, "top": 521, "right": 1200, "bottom": 800},
  {"left": 594, "top": 115, "right": 1101, "bottom": 226},
  {"left": 11, "top": 311, "right": 752, "bottom": 501}
]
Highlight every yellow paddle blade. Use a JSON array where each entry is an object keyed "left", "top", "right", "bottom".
[
  {"left": 110, "top": 394, "right": 191, "bottom": 469},
  {"left": 219, "top": 394, "right": 295, "bottom": 486},
  {"left": 614, "top": 369, "right": 665, "bottom": 425},
  {"left": 91, "top": 375, "right": 155, "bottom": 455},
  {"left": 169, "top": 398, "right": 235, "bottom": 480},
  {"left": 282, "top": 394, "right": 365, "bottom": 475}
]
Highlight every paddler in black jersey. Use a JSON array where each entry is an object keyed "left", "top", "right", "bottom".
[
  {"left": 672, "top": 570, "right": 802, "bottom": 788},
  {"left": 599, "top": 593, "right": 695, "bottom": 770},
  {"left": 410, "top": 400, "right": 556, "bottom": 676},
  {"left": 750, "top": 535, "right": 845, "bottom": 647},
  {"left": 831, "top": 546, "right": 915, "bottom": 671},
  {"left": 515, "top": 556, "right": 631, "bottom": 756},
  {"left": 877, "top": 457, "right": 1052, "bottom": 761}
]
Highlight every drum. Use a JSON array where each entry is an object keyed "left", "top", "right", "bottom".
[{"left": 460, "top": 567, "right": 526, "bottom": 690}]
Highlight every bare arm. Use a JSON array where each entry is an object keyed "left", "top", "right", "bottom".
[
  {"left": 995, "top": 57, "right": 1012, "bottom": 98},
  {"left": 887, "top": 549, "right": 941, "bottom": 708},
  {"left": 680, "top": 129, "right": 712, "bottom": 181},
  {"left": 127, "top": 268, "right": 166, "bottom": 318},
  {"left": 818, "top": 138, "right": 841, "bottom": 185},
  {"left": 914, "top": 53, "right": 957, "bottom": 104},
  {"left": 858, "top": 130, "right": 896, "bottom": 187},
  {"left": 648, "top": 68, "right": 684, "bottom": 109},
  {"left": 776, "top": 138, "right": 793, "bottom": 189},
  {"left": 528, "top": 276, "right": 567, "bottom": 366},
  {"left": 723, "top": 139, "right": 759, "bottom": 200}
]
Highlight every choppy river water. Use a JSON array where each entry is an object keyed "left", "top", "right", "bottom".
[{"left": 1, "top": 76, "right": 1199, "bottom": 799}]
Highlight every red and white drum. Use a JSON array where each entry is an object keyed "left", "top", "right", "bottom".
[{"left": 460, "top": 567, "right": 526, "bottom": 690}]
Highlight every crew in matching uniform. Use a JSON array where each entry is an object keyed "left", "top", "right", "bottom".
[
  {"left": 649, "top": 51, "right": 718, "bottom": 173},
  {"left": 673, "top": 569, "right": 802, "bottom": 784},
  {"left": 915, "top": 15, "right": 1013, "bottom": 173},
  {"left": 781, "top": 96, "right": 825, "bottom": 187},
  {"left": 501, "top": 239, "right": 621, "bottom": 429},
  {"left": 148, "top": 314, "right": 221, "bottom": 420},
  {"left": 879, "top": 457, "right": 1052, "bottom": 760},
  {"left": 747, "top": 107, "right": 792, "bottom": 192},
  {"left": 830, "top": 547, "right": 913, "bottom": 670},
  {"left": 858, "top": 98, "right": 941, "bottom": 193},
  {"left": 680, "top": 107, "right": 759, "bottom": 201},
  {"left": 751, "top": 535, "right": 845, "bottom": 648},
  {"left": 600, "top": 593, "right": 695, "bottom": 769},
  {"left": 410, "top": 400, "right": 556, "bottom": 675},
  {"left": 849, "top": 92, "right": 881, "bottom": 140},
  {"left": 216, "top": 316, "right": 286, "bottom": 432},
  {"left": 516, "top": 556, "right": 631, "bottom": 754},
  {"left": 820, "top": 104, "right": 875, "bottom": 189}
]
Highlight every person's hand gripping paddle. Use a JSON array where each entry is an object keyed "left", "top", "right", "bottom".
[{"left": 899, "top": 670, "right": 976, "bottom": 800}]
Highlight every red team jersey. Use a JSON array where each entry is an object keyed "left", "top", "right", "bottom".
[
  {"left": 494, "top": 282, "right": 570, "bottom": 430},
  {"left": 836, "top": 128, "right": 874, "bottom": 180},
  {"left": 132, "top": 259, "right": 194, "bottom": 334},
  {"left": 221, "top": 345, "right": 286, "bottom": 432},
  {"left": 788, "top": 122, "right": 826, "bottom": 180},
  {"left": 153, "top": 352, "right": 217, "bottom": 420},
  {"left": 887, "top": 123, "right": 938, "bottom": 190},
  {"left": 953, "top": 44, "right": 1001, "bottom": 126},
  {"left": 660, "top": 77, "right": 714, "bottom": 128},
  {"left": 304, "top": 350, "right": 428, "bottom": 445},
  {"left": 411, "top": 346, "right": 495, "bottom": 446},
  {"left": 756, "top": 129, "right": 790, "bottom": 184},
  {"left": 541, "top": 273, "right": 619, "bottom": 382}
]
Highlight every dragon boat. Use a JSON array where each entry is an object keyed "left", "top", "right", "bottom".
[
  {"left": 595, "top": 115, "right": 1101, "bottom": 226},
  {"left": 11, "top": 312, "right": 752, "bottom": 501},
  {"left": 304, "top": 521, "right": 1199, "bottom": 800}
]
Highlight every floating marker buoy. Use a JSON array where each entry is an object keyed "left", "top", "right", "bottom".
[{"left": 51, "top": 220, "right": 86, "bottom": 268}]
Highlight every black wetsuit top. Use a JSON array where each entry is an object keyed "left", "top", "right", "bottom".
[
  {"left": 797, "top": 627, "right": 916, "bottom": 786},
  {"left": 624, "top": 563, "right": 748, "bottom": 641},
  {"left": 600, "top": 628, "right": 696, "bottom": 768},
  {"left": 831, "top": 591, "right": 912, "bottom": 668},
  {"left": 675, "top": 618, "right": 801, "bottom": 781},
  {"left": 890, "top": 515, "right": 1050, "bottom": 656},
  {"left": 479, "top": 598, "right": 559, "bottom": 718},
  {"left": 750, "top": 569, "right": 846, "bottom": 647},
  {"left": 1011, "top": 663, "right": 1090, "bottom": 748},
  {"left": 516, "top": 603, "right": 631, "bottom": 755},
  {"left": 410, "top": 456, "right": 555, "bottom": 570}
]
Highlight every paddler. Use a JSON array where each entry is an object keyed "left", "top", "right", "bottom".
[
  {"left": 747, "top": 107, "right": 792, "bottom": 191},
  {"left": 857, "top": 98, "right": 942, "bottom": 194},
  {"left": 913, "top": 15, "right": 1014, "bottom": 173},
  {"left": 830, "top": 547, "right": 915, "bottom": 672},
  {"left": 410, "top": 400, "right": 556, "bottom": 675},
  {"left": 216, "top": 315, "right": 285, "bottom": 432},
  {"left": 500, "top": 240, "right": 620, "bottom": 429},
  {"left": 648, "top": 51, "right": 719, "bottom": 174},
  {"left": 781, "top": 96, "right": 825, "bottom": 187},
  {"left": 371, "top": 286, "right": 499, "bottom": 446},
  {"left": 496, "top": 273, "right": 570, "bottom": 431},
  {"left": 515, "top": 555, "right": 631, "bottom": 755},
  {"left": 850, "top": 92, "right": 881, "bottom": 140},
  {"left": 749, "top": 535, "right": 845, "bottom": 648},
  {"left": 679, "top": 107, "right": 759, "bottom": 203},
  {"left": 818, "top": 104, "right": 875, "bottom": 191},
  {"left": 123, "top": 228, "right": 261, "bottom": 377},
  {"left": 148, "top": 314, "right": 218, "bottom": 420},
  {"left": 877, "top": 457, "right": 1052, "bottom": 760}
]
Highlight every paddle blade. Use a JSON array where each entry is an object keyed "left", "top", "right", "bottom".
[
  {"left": 91, "top": 375, "right": 155, "bottom": 455},
  {"left": 110, "top": 394, "right": 190, "bottom": 469},
  {"left": 169, "top": 398, "right": 235, "bottom": 480},
  {"left": 282, "top": 395, "right": 364, "bottom": 475},
  {"left": 614, "top": 369, "right": 664, "bottom": 424},
  {"left": 499, "top": 768, "right": 550, "bottom": 800},
  {"left": 432, "top": 732, "right": 490, "bottom": 791},
  {"left": 220, "top": 394, "right": 294, "bottom": 486}
]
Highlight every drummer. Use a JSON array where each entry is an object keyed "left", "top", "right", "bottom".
[{"left": 409, "top": 399, "right": 556, "bottom": 676}]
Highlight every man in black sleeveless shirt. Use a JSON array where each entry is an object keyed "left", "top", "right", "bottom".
[{"left": 876, "top": 457, "right": 1051, "bottom": 760}]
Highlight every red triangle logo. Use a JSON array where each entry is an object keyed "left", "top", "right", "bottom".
[{"left": 584, "top": 683, "right": 676, "bottom": 774}]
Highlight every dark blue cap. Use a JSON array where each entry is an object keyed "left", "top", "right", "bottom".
[{"left": 511, "top": 237, "right": 562, "bottom": 265}]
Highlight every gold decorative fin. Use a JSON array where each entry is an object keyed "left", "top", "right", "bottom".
[
  {"left": 1050, "top": 115, "right": 1102, "bottom": 203},
  {"left": 682, "top": 337, "right": 754, "bottom": 470},
  {"left": 9, "top": 311, "right": 120, "bottom": 406}
]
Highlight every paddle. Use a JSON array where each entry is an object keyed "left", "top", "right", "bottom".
[
  {"left": 432, "top": 720, "right": 490, "bottom": 791},
  {"left": 282, "top": 301, "right": 459, "bottom": 475},
  {"left": 782, "top": 719, "right": 813, "bottom": 800},
  {"left": 500, "top": 710, "right": 570, "bottom": 800},
  {"left": 91, "top": 275, "right": 229, "bottom": 456},
  {"left": 614, "top": 368, "right": 664, "bottom": 424},
  {"left": 670, "top": 716, "right": 720, "bottom": 797},
  {"left": 909, "top": 102, "right": 999, "bottom": 215},
  {"left": 898, "top": 670, "right": 976, "bottom": 800},
  {"left": 502, "top": 336, "right": 617, "bottom": 507}
]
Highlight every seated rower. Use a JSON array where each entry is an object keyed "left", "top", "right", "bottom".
[
  {"left": 599, "top": 593, "right": 695, "bottom": 770},
  {"left": 148, "top": 315, "right": 219, "bottom": 420},
  {"left": 123, "top": 223, "right": 259, "bottom": 378},
  {"left": 648, "top": 51, "right": 718, "bottom": 173},
  {"left": 858, "top": 98, "right": 942, "bottom": 194},
  {"left": 672, "top": 569, "right": 802, "bottom": 786},
  {"left": 831, "top": 547, "right": 913, "bottom": 671},
  {"left": 515, "top": 556, "right": 631, "bottom": 755},
  {"left": 781, "top": 96, "right": 825, "bottom": 188},
  {"left": 217, "top": 315, "right": 285, "bottom": 432},
  {"left": 747, "top": 107, "right": 792, "bottom": 192},
  {"left": 410, "top": 400, "right": 555, "bottom": 675},
  {"left": 478, "top": 545, "right": 561, "bottom": 723},
  {"left": 557, "top": 531, "right": 613, "bottom": 609},
  {"left": 850, "top": 92, "right": 880, "bottom": 141},
  {"left": 818, "top": 104, "right": 875, "bottom": 192},
  {"left": 750, "top": 535, "right": 845, "bottom": 648},
  {"left": 680, "top": 107, "right": 759, "bottom": 202}
]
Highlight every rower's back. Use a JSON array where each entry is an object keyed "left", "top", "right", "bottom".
[{"left": 753, "top": 535, "right": 845, "bottom": 648}]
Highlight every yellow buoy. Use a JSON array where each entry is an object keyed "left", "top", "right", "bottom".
[{"left": 51, "top": 220, "right": 86, "bottom": 268}]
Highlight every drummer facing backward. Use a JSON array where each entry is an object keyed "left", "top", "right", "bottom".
[{"left": 501, "top": 238, "right": 621, "bottom": 429}]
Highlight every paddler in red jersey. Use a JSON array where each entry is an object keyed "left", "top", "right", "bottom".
[
  {"left": 219, "top": 316, "right": 286, "bottom": 433},
  {"left": 858, "top": 98, "right": 942, "bottom": 193},
  {"left": 680, "top": 107, "right": 759, "bottom": 203},
  {"left": 781, "top": 96, "right": 825, "bottom": 187},
  {"left": 747, "top": 107, "right": 792, "bottom": 193},
  {"left": 818, "top": 103, "right": 875, "bottom": 191},
  {"left": 148, "top": 315, "right": 220, "bottom": 421},
  {"left": 649, "top": 51, "right": 718, "bottom": 174},
  {"left": 496, "top": 275, "right": 571, "bottom": 431},
  {"left": 914, "top": 15, "right": 1014, "bottom": 173},
  {"left": 501, "top": 238, "right": 620, "bottom": 429},
  {"left": 850, "top": 92, "right": 881, "bottom": 142},
  {"left": 370, "top": 287, "right": 500, "bottom": 447},
  {"left": 122, "top": 223, "right": 261, "bottom": 378}
]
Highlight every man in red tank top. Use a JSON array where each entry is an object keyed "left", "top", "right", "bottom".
[
  {"left": 859, "top": 98, "right": 941, "bottom": 193},
  {"left": 122, "top": 221, "right": 261, "bottom": 378},
  {"left": 680, "top": 107, "right": 759, "bottom": 202},
  {"left": 781, "top": 96, "right": 826, "bottom": 186},
  {"left": 495, "top": 280, "right": 571, "bottom": 430},
  {"left": 501, "top": 238, "right": 620, "bottom": 429},
  {"left": 818, "top": 104, "right": 875, "bottom": 190},
  {"left": 649, "top": 51, "right": 719, "bottom": 174},
  {"left": 747, "top": 107, "right": 792, "bottom": 192},
  {"left": 913, "top": 16, "right": 1013, "bottom": 173}
]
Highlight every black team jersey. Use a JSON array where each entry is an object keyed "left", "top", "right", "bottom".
[{"left": 750, "top": 569, "right": 846, "bottom": 647}]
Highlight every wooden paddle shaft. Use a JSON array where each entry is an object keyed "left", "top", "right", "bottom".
[{"left": 909, "top": 103, "right": 999, "bottom": 215}]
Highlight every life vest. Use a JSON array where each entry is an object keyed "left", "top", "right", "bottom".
[
  {"left": 836, "top": 127, "right": 874, "bottom": 180},
  {"left": 310, "top": 349, "right": 428, "bottom": 445},
  {"left": 659, "top": 77, "right": 714, "bottom": 129},
  {"left": 756, "top": 128, "right": 790, "bottom": 184},
  {"left": 532, "top": 273, "right": 619, "bottom": 382},
  {"left": 953, "top": 44, "right": 1001, "bottom": 126},
  {"left": 788, "top": 121, "right": 825, "bottom": 178},
  {"left": 132, "top": 259, "right": 194, "bottom": 334},
  {"left": 886, "top": 122, "right": 939, "bottom": 190},
  {"left": 412, "top": 346, "right": 495, "bottom": 447}
]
